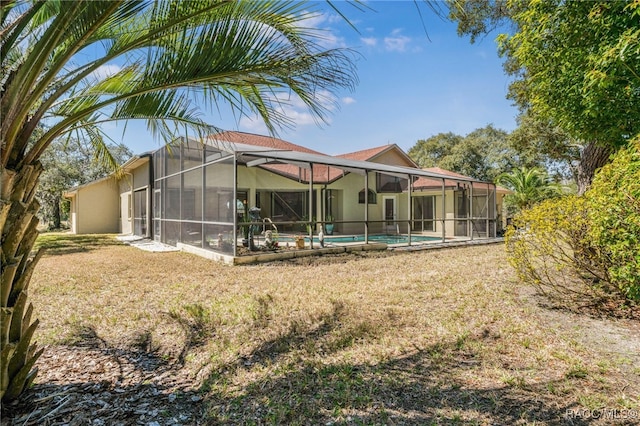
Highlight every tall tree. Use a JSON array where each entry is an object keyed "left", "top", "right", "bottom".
[
  {"left": 1, "top": 0, "right": 357, "bottom": 401},
  {"left": 508, "top": 111, "right": 581, "bottom": 182},
  {"left": 408, "top": 132, "right": 462, "bottom": 168},
  {"left": 449, "top": 0, "right": 640, "bottom": 193},
  {"left": 409, "top": 124, "right": 524, "bottom": 182}
]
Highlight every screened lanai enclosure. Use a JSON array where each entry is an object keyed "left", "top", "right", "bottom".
[{"left": 150, "top": 136, "right": 500, "bottom": 260}]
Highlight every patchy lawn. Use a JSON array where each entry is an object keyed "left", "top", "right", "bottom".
[{"left": 3, "top": 233, "right": 639, "bottom": 425}]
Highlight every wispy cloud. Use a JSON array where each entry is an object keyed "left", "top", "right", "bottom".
[
  {"left": 301, "top": 11, "right": 347, "bottom": 49},
  {"left": 342, "top": 97, "right": 356, "bottom": 105},
  {"left": 360, "top": 37, "right": 377, "bottom": 47},
  {"left": 239, "top": 90, "right": 337, "bottom": 132},
  {"left": 384, "top": 29, "right": 411, "bottom": 52}
]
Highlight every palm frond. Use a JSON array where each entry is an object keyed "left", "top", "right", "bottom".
[{"left": 7, "top": 0, "right": 357, "bottom": 170}]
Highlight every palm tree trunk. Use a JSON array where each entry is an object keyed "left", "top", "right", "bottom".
[
  {"left": 1, "top": 163, "right": 45, "bottom": 401},
  {"left": 577, "top": 142, "right": 614, "bottom": 195}
]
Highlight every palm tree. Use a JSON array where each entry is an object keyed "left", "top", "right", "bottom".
[
  {"left": 496, "top": 167, "right": 561, "bottom": 211},
  {"left": 1, "top": 0, "right": 357, "bottom": 401}
]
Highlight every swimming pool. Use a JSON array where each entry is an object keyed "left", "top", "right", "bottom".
[{"left": 278, "top": 234, "right": 442, "bottom": 245}]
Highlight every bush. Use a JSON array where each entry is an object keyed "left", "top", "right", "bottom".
[
  {"left": 585, "top": 138, "right": 640, "bottom": 300},
  {"left": 506, "top": 138, "right": 640, "bottom": 304},
  {"left": 505, "top": 196, "right": 611, "bottom": 304}
]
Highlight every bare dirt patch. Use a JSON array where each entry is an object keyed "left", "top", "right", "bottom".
[
  {"left": 2, "top": 234, "right": 639, "bottom": 425},
  {"left": 520, "top": 286, "right": 640, "bottom": 386}
]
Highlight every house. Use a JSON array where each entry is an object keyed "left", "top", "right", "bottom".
[
  {"left": 64, "top": 175, "right": 120, "bottom": 234},
  {"left": 65, "top": 131, "right": 509, "bottom": 261}
]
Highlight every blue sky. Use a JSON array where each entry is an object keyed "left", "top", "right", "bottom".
[{"left": 105, "top": 1, "right": 517, "bottom": 156}]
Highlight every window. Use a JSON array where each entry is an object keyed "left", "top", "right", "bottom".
[
  {"left": 358, "top": 188, "right": 377, "bottom": 204},
  {"left": 269, "top": 190, "right": 315, "bottom": 231},
  {"left": 376, "top": 173, "right": 407, "bottom": 193}
]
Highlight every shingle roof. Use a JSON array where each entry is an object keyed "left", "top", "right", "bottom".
[
  {"left": 338, "top": 144, "right": 419, "bottom": 168},
  {"left": 337, "top": 145, "right": 392, "bottom": 161},
  {"left": 209, "top": 131, "right": 343, "bottom": 183},
  {"left": 413, "top": 167, "right": 510, "bottom": 192},
  {"left": 424, "top": 167, "right": 470, "bottom": 178},
  {"left": 206, "top": 131, "right": 489, "bottom": 187},
  {"left": 208, "top": 131, "right": 322, "bottom": 154}
]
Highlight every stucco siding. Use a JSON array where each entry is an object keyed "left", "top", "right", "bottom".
[
  {"left": 75, "top": 177, "right": 120, "bottom": 234},
  {"left": 369, "top": 149, "right": 415, "bottom": 167}
]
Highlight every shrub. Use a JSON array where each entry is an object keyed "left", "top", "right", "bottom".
[
  {"left": 585, "top": 138, "right": 640, "bottom": 300},
  {"left": 505, "top": 196, "right": 611, "bottom": 304},
  {"left": 506, "top": 137, "right": 640, "bottom": 304}
]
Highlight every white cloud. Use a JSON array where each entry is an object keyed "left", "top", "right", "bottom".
[
  {"left": 300, "top": 11, "right": 346, "bottom": 49},
  {"left": 315, "top": 30, "right": 347, "bottom": 49},
  {"left": 384, "top": 29, "right": 412, "bottom": 52},
  {"left": 238, "top": 90, "right": 337, "bottom": 133},
  {"left": 302, "top": 12, "right": 328, "bottom": 28},
  {"left": 238, "top": 115, "right": 270, "bottom": 134},
  {"left": 360, "top": 37, "right": 377, "bottom": 47},
  {"left": 90, "top": 64, "right": 121, "bottom": 80},
  {"left": 342, "top": 97, "right": 356, "bottom": 105}
]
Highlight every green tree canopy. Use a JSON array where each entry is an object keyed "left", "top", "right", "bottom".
[
  {"left": 408, "top": 132, "right": 462, "bottom": 169},
  {"left": 449, "top": 0, "right": 640, "bottom": 192},
  {"left": 499, "top": 0, "right": 640, "bottom": 147},
  {"left": 508, "top": 111, "right": 581, "bottom": 182},
  {"left": 408, "top": 124, "right": 525, "bottom": 182}
]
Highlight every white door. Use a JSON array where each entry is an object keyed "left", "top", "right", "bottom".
[
  {"left": 120, "top": 193, "right": 132, "bottom": 234},
  {"left": 383, "top": 196, "right": 397, "bottom": 234}
]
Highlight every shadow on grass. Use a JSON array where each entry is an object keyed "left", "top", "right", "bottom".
[
  {"left": 61, "top": 323, "right": 170, "bottom": 373},
  {"left": 33, "top": 233, "right": 122, "bottom": 256},
  {"left": 203, "top": 325, "right": 598, "bottom": 425}
]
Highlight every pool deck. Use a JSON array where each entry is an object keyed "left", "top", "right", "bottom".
[
  {"left": 178, "top": 240, "right": 390, "bottom": 265},
  {"left": 389, "top": 237, "right": 505, "bottom": 251},
  {"left": 119, "top": 234, "right": 505, "bottom": 264}
]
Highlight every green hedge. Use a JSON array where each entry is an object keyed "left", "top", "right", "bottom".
[
  {"left": 586, "top": 138, "right": 640, "bottom": 300},
  {"left": 506, "top": 137, "right": 640, "bottom": 303}
]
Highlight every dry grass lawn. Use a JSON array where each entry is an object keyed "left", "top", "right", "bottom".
[{"left": 10, "top": 233, "right": 640, "bottom": 424}]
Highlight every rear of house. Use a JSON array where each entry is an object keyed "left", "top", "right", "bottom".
[{"left": 65, "top": 132, "right": 508, "bottom": 261}]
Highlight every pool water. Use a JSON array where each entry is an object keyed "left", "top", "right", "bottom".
[
  {"left": 278, "top": 234, "right": 441, "bottom": 245},
  {"left": 326, "top": 234, "right": 441, "bottom": 244}
]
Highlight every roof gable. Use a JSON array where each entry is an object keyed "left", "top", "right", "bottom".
[
  {"left": 338, "top": 144, "right": 419, "bottom": 168},
  {"left": 206, "top": 131, "right": 343, "bottom": 183}
]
